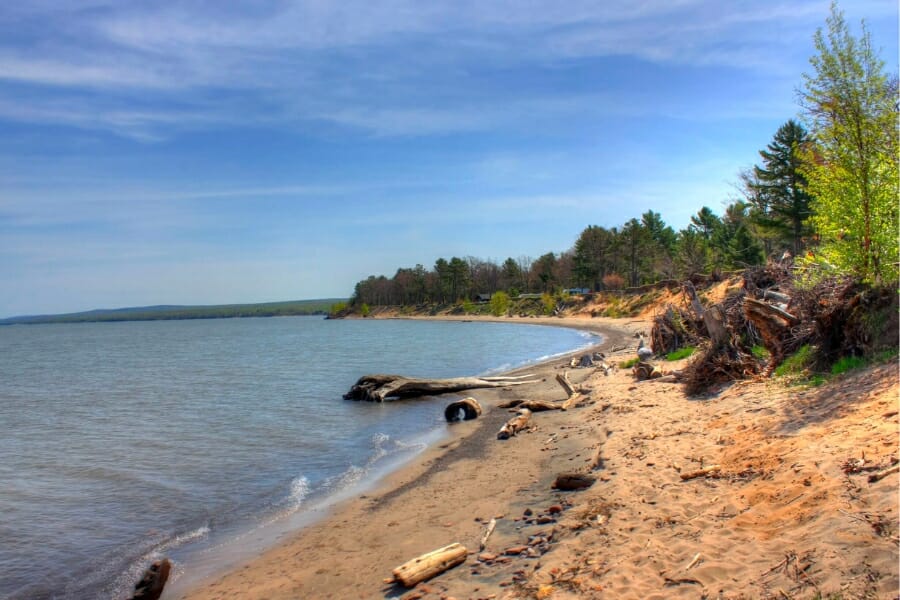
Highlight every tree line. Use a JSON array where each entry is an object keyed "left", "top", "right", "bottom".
[{"left": 351, "top": 4, "right": 897, "bottom": 309}]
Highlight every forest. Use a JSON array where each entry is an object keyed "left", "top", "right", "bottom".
[{"left": 349, "top": 5, "right": 897, "bottom": 311}]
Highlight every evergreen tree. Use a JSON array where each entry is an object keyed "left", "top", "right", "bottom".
[
  {"left": 744, "top": 120, "right": 814, "bottom": 255},
  {"left": 799, "top": 2, "right": 899, "bottom": 283}
]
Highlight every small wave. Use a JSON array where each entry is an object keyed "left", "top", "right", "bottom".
[{"left": 289, "top": 476, "right": 310, "bottom": 508}]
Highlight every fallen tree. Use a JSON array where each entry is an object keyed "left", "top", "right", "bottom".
[{"left": 344, "top": 374, "right": 539, "bottom": 402}]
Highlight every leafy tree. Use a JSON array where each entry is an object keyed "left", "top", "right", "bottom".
[
  {"left": 799, "top": 2, "right": 899, "bottom": 283},
  {"left": 489, "top": 291, "right": 510, "bottom": 316},
  {"left": 744, "top": 120, "right": 814, "bottom": 255}
]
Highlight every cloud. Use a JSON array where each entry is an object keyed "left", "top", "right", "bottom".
[{"left": 1, "top": 0, "right": 891, "bottom": 140}]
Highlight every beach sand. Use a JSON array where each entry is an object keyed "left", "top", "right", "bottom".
[{"left": 172, "top": 316, "right": 899, "bottom": 600}]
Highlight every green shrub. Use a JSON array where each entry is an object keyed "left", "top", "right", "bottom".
[
  {"left": 619, "top": 357, "right": 639, "bottom": 368},
  {"left": 360, "top": 303, "right": 371, "bottom": 318},
  {"left": 830, "top": 355, "right": 867, "bottom": 375},
  {"left": 489, "top": 291, "right": 510, "bottom": 317},
  {"left": 461, "top": 298, "right": 475, "bottom": 314},
  {"left": 329, "top": 301, "right": 348, "bottom": 317},
  {"left": 541, "top": 292, "right": 556, "bottom": 316},
  {"left": 665, "top": 346, "right": 696, "bottom": 361}
]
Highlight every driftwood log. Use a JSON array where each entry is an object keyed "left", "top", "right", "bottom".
[
  {"left": 552, "top": 473, "right": 596, "bottom": 491},
  {"left": 344, "top": 374, "right": 539, "bottom": 402},
  {"left": 390, "top": 543, "right": 467, "bottom": 587},
  {"left": 497, "top": 408, "right": 532, "bottom": 439},
  {"left": 444, "top": 397, "right": 483, "bottom": 421},
  {"left": 131, "top": 559, "right": 171, "bottom": 600},
  {"left": 497, "top": 398, "right": 562, "bottom": 411},
  {"left": 556, "top": 371, "right": 589, "bottom": 410}
]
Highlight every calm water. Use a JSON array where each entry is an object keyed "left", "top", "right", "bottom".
[{"left": 0, "top": 317, "right": 597, "bottom": 599}]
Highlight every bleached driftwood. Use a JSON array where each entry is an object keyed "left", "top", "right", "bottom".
[
  {"left": 556, "top": 371, "right": 589, "bottom": 410},
  {"left": 344, "top": 374, "right": 538, "bottom": 402},
  {"left": 497, "top": 408, "right": 532, "bottom": 439},
  {"left": 479, "top": 518, "right": 497, "bottom": 551},
  {"left": 390, "top": 543, "right": 467, "bottom": 588}
]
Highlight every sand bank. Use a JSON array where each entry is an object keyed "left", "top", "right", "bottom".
[{"left": 172, "top": 315, "right": 898, "bottom": 599}]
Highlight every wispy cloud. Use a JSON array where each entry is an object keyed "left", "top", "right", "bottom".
[{"left": 1, "top": 0, "right": 889, "bottom": 139}]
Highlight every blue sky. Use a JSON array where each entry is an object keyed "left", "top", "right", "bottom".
[{"left": 1, "top": 1, "right": 897, "bottom": 317}]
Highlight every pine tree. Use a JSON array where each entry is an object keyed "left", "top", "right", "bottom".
[{"left": 744, "top": 120, "right": 814, "bottom": 255}]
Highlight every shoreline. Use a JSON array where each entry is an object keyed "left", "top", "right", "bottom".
[
  {"left": 169, "top": 314, "right": 899, "bottom": 599},
  {"left": 166, "top": 315, "right": 638, "bottom": 599}
]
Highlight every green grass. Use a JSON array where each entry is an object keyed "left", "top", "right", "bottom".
[
  {"left": 665, "top": 346, "right": 696, "bottom": 361},
  {"left": 830, "top": 355, "right": 867, "bottom": 376},
  {"left": 751, "top": 345, "right": 770, "bottom": 360},
  {"left": 619, "top": 357, "right": 640, "bottom": 368},
  {"left": 774, "top": 344, "right": 814, "bottom": 378}
]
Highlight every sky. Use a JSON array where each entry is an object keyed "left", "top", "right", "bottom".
[{"left": 0, "top": 1, "right": 897, "bottom": 317}]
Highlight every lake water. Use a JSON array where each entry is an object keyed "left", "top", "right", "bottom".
[{"left": 0, "top": 317, "right": 597, "bottom": 599}]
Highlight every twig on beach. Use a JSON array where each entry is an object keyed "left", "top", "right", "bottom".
[
  {"left": 679, "top": 465, "right": 721, "bottom": 481},
  {"left": 479, "top": 518, "right": 496, "bottom": 551},
  {"left": 684, "top": 553, "right": 702, "bottom": 571}
]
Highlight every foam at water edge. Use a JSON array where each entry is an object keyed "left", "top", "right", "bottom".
[
  {"left": 106, "top": 525, "right": 210, "bottom": 600},
  {"left": 290, "top": 476, "right": 310, "bottom": 508}
]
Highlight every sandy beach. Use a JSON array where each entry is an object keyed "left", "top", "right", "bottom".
[{"left": 172, "top": 315, "right": 899, "bottom": 600}]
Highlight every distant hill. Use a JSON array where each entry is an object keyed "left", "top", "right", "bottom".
[{"left": 0, "top": 299, "right": 347, "bottom": 325}]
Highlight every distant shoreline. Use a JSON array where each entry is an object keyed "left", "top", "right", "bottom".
[{"left": 0, "top": 299, "right": 347, "bottom": 326}]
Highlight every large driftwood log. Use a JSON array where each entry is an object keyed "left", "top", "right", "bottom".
[
  {"left": 344, "top": 374, "right": 539, "bottom": 402},
  {"left": 497, "top": 408, "right": 532, "bottom": 439},
  {"left": 390, "top": 543, "right": 467, "bottom": 587},
  {"left": 444, "top": 397, "right": 483, "bottom": 421}
]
